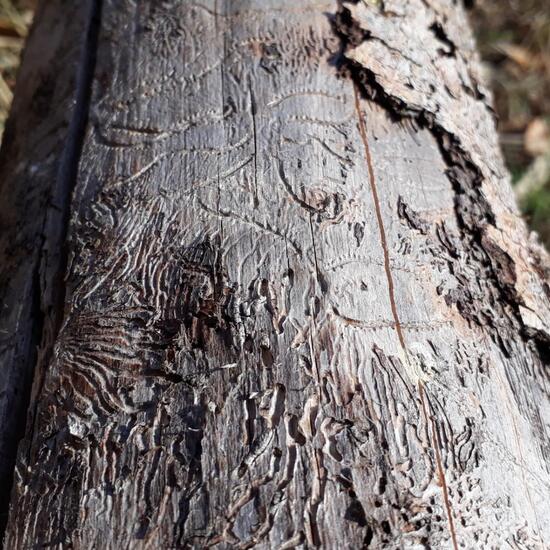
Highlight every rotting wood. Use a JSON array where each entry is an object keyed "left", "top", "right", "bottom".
[{"left": 1, "top": 0, "right": 550, "bottom": 548}]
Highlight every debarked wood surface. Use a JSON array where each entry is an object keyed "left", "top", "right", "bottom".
[{"left": 1, "top": 0, "right": 550, "bottom": 548}]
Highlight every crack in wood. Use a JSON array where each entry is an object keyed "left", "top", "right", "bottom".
[
  {"left": 352, "top": 82, "right": 406, "bottom": 353},
  {"left": 354, "top": 79, "right": 460, "bottom": 550},
  {"left": 419, "top": 381, "right": 459, "bottom": 550}
]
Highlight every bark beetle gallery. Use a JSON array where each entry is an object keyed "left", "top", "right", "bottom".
[{"left": 0, "top": 0, "right": 549, "bottom": 548}]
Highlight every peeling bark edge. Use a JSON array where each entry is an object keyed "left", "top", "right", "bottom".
[
  {"left": 329, "top": 1, "right": 550, "bottom": 361},
  {"left": 0, "top": 0, "right": 102, "bottom": 542}
]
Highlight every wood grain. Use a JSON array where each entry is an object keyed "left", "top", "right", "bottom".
[{"left": 1, "top": 0, "right": 549, "bottom": 548}]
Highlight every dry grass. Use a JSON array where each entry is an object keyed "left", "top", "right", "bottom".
[
  {"left": 0, "top": 0, "right": 35, "bottom": 136},
  {"left": 0, "top": 0, "right": 549, "bottom": 244}
]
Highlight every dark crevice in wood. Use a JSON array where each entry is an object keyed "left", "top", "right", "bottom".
[
  {"left": 428, "top": 21, "right": 457, "bottom": 58},
  {"left": 0, "top": 1, "right": 103, "bottom": 545}
]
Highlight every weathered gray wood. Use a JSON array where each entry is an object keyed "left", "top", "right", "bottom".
[
  {"left": 0, "top": 0, "right": 97, "bottom": 535},
  {"left": 2, "top": 0, "right": 550, "bottom": 548}
]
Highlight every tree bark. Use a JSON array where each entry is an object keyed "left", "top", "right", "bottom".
[{"left": 1, "top": 0, "right": 550, "bottom": 548}]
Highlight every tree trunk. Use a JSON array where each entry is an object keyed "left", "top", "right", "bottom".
[{"left": 1, "top": 0, "right": 550, "bottom": 548}]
